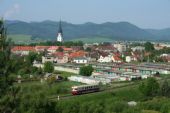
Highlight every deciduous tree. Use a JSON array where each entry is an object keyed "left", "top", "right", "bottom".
[
  {"left": 139, "top": 78, "right": 159, "bottom": 97},
  {"left": 44, "top": 62, "right": 54, "bottom": 73},
  {"left": 79, "top": 65, "right": 94, "bottom": 76}
]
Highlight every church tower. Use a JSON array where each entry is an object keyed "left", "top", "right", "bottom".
[{"left": 57, "top": 20, "right": 63, "bottom": 42}]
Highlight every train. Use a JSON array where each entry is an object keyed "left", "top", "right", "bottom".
[{"left": 71, "top": 84, "right": 100, "bottom": 95}]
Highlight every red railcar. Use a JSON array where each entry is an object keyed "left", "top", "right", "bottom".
[{"left": 71, "top": 84, "right": 100, "bottom": 95}]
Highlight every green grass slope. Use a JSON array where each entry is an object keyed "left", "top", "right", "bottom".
[{"left": 71, "top": 37, "right": 114, "bottom": 43}]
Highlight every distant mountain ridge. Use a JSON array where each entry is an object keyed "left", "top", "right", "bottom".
[{"left": 5, "top": 20, "right": 170, "bottom": 41}]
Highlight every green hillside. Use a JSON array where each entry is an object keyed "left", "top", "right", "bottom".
[
  {"left": 5, "top": 20, "right": 170, "bottom": 42},
  {"left": 71, "top": 37, "right": 114, "bottom": 43},
  {"left": 6, "top": 20, "right": 157, "bottom": 41},
  {"left": 7, "top": 34, "right": 44, "bottom": 44}
]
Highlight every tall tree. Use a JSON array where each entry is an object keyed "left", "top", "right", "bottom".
[
  {"left": 144, "top": 42, "right": 154, "bottom": 52},
  {"left": 0, "top": 19, "right": 12, "bottom": 95},
  {"left": 160, "top": 80, "right": 170, "bottom": 97},
  {"left": 44, "top": 61, "right": 54, "bottom": 73},
  {"left": 139, "top": 78, "right": 159, "bottom": 97},
  {"left": 79, "top": 65, "right": 94, "bottom": 76},
  {"left": 0, "top": 19, "right": 18, "bottom": 113}
]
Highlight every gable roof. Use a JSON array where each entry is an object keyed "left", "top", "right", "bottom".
[
  {"left": 69, "top": 51, "right": 86, "bottom": 58},
  {"left": 35, "top": 46, "right": 50, "bottom": 50},
  {"left": 48, "top": 46, "right": 59, "bottom": 50},
  {"left": 113, "top": 56, "right": 122, "bottom": 61},
  {"left": 11, "top": 46, "right": 35, "bottom": 51}
]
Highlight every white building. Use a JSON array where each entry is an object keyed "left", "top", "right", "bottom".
[
  {"left": 68, "top": 76, "right": 100, "bottom": 84},
  {"left": 125, "top": 56, "right": 137, "bottom": 63},
  {"left": 114, "top": 43, "right": 126, "bottom": 53},
  {"left": 73, "top": 57, "right": 88, "bottom": 64},
  {"left": 42, "top": 56, "right": 54, "bottom": 63},
  {"left": 98, "top": 55, "right": 112, "bottom": 63},
  {"left": 57, "top": 21, "right": 63, "bottom": 42},
  {"left": 131, "top": 46, "right": 145, "bottom": 52}
]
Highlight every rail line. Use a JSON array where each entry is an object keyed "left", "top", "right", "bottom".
[
  {"left": 49, "top": 77, "right": 170, "bottom": 101},
  {"left": 49, "top": 81, "right": 139, "bottom": 100}
]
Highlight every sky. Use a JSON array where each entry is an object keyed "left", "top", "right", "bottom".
[{"left": 0, "top": 0, "right": 170, "bottom": 29}]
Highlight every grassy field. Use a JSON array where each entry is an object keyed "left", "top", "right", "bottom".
[
  {"left": 54, "top": 71, "right": 78, "bottom": 78},
  {"left": 8, "top": 35, "right": 115, "bottom": 44},
  {"left": 8, "top": 34, "right": 32, "bottom": 43},
  {"left": 15, "top": 81, "right": 83, "bottom": 97},
  {"left": 7, "top": 34, "right": 44, "bottom": 44},
  {"left": 12, "top": 76, "right": 170, "bottom": 113},
  {"left": 71, "top": 37, "right": 114, "bottom": 43}
]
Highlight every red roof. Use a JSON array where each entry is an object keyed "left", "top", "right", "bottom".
[
  {"left": 113, "top": 56, "right": 122, "bottom": 61},
  {"left": 53, "top": 52, "right": 64, "bottom": 57},
  {"left": 35, "top": 46, "right": 50, "bottom": 50},
  {"left": 11, "top": 46, "right": 35, "bottom": 51},
  {"left": 98, "top": 51, "right": 109, "bottom": 57},
  {"left": 113, "top": 52, "right": 121, "bottom": 57},
  {"left": 69, "top": 51, "right": 86, "bottom": 58},
  {"left": 48, "top": 46, "right": 59, "bottom": 50},
  {"left": 63, "top": 47, "right": 73, "bottom": 51}
]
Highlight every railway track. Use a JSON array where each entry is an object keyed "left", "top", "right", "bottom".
[
  {"left": 49, "top": 77, "right": 170, "bottom": 101},
  {"left": 49, "top": 81, "right": 139, "bottom": 100}
]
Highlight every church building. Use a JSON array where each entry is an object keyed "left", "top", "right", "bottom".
[{"left": 57, "top": 20, "right": 64, "bottom": 42}]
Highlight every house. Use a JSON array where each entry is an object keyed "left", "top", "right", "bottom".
[
  {"left": 53, "top": 52, "right": 69, "bottom": 63},
  {"left": 47, "top": 46, "right": 59, "bottom": 53},
  {"left": 11, "top": 46, "right": 35, "bottom": 55},
  {"left": 35, "top": 46, "right": 50, "bottom": 52},
  {"left": 73, "top": 57, "right": 88, "bottom": 64},
  {"left": 87, "top": 51, "right": 100, "bottom": 62},
  {"left": 71, "top": 46, "right": 83, "bottom": 52},
  {"left": 69, "top": 51, "right": 86, "bottom": 59},
  {"left": 63, "top": 47, "right": 73, "bottom": 52},
  {"left": 98, "top": 53, "right": 112, "bottom": 63},
  {"left": 42, "top": 55, "right": 54, "bottom": 63},
  {"left": 114, "top": 43, "right": 127, "bottom": 53},
  {"left": 126, "top": 56, "right": 138, "bottom": 63},
  {"left": 160, "top": 54, "right": 170, "bottom": 62},
  {"left": 112, "top": 56, "right": 123, "bottom": 63},
  {"left": 95, "top": 45, "right": 117, "bottom": 52},
  {"left": 154, "top": 44, "right": 164, "bottom": 50},
  {"left": 131, "top": 46, "right": 145, "bottom": 52}
]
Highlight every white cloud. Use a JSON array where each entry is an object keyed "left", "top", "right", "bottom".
[{"left": 4, "top": 3, "right": 21, "bottom": 19}]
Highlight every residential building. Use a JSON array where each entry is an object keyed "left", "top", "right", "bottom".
[
  {"left": 11, "top": 46, "right": 35, "bottom": 55},
  {"left": 53, "top": 52, "right": 69, "bottom": 63},
  {"left": 69, "top": 51, "right": 86, "bottom": 59},
  {"left": 98, "top": 54, "right": 112, "bottom": 63},
  {"left": 73, "top": 57, "right": 88, "bottom": 64},
  {"left": 42, "top": 55, "right": 54, "bottom": 63},
  {"left": 112, "top": 56, "right": 123, "bottom": 63},
  {"left": 126, "top": 56, "right": 137, "bottom": 63},
  {"left": 154, "top": 44, "right": 164, "bottom": 50},
  {"left": 35, "top": 46, "right": 50, "bottom": 52},
  {"left": 47, "top": 46, "right": 58, "bottom": 53},
  {"left": 114, "top": 43, "right": 127, "bottom": 53},
  {"left": 131, "top": 46, "right": 145, "bottom": 52}
]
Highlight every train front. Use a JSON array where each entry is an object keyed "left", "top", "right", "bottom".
[{"left": 71, "top": 86, "right": 78, "bottom": 95}]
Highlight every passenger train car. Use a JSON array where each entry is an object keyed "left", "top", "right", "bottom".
[{"left": 71, "top": 84, "right": 100, "bottom": 95}]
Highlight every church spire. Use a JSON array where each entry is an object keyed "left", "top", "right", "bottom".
[
  {"left": 58, "top": 20, "right": 63, "bottom": 34},
  {"left": 57, "top": 20, "right": 63, "bottom": 42}
]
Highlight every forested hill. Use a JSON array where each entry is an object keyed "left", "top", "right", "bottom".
[{"left": 5, "top": 20, "right": 170, "bottom": 41}]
